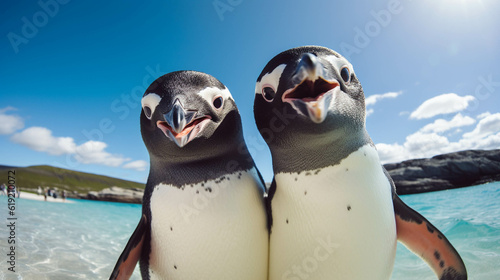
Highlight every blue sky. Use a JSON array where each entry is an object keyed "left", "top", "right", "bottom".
[{"left": 1, "top": 0, "right": 499, "bottom": 183}]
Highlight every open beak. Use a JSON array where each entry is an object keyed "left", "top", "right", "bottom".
[
  {"left": 282, "top": 53, "right": 339, "bottom": 123},
  {"left": 156, "top": 99, "right": 211, "bottom": 147}
]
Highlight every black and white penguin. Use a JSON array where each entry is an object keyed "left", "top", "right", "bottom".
[
  {"left": 254, "top": 46, "right": 467, "bottom": 280},
  {"left": 110, "top": 71, "right": 269, "bottom": 280}
]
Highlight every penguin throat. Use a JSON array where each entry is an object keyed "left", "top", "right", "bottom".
[
  {"left": 269, "top": 128, "right": 373, "bottom": 173},
  {"left": 284, "top": 78, "right": 339, "bottom": 101}
]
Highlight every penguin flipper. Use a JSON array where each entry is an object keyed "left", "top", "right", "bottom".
[
  {"left": 393, "top": 196, "right": 467, "bottom": 280},
  {"left": 110, "top": 214, "right": 147, "bottom": 280}
]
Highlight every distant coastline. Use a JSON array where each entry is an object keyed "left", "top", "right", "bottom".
[
  {"left": 2, "top": 149, "right": 499, "bottom": 203},
  {"left": 0, "top": 164, "right": 144, "bottom": 203}
]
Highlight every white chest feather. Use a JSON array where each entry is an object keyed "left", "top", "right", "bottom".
[
  {"left": 270, "top": 145, "right": 397, "bottom": 280},
  {"left": 149, "top": 168, "right": 268, "bottom": 280}
]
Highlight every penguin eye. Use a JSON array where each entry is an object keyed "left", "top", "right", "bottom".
[
  {"left": 213, "top": 96, "right": 223, "bottom": 109},
  {"left": 340, "top": 67, "right": 350, "bottom": 83},
  {"left": 262, "top": 87, "right": 276, "bottom": 102},
  {"left": 143, "top": 106, "right": 152, "bottom": 119}
]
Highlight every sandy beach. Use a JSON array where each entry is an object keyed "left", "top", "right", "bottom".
[{"left": 14, "top": 191, "right": 75, "bottom": 203}]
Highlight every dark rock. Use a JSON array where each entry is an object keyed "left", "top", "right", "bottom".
[
  {"left": 87, "top": 191, "right": 99, "bottom": 200},
  {"left": 385, "top": 149, "right": 500, "bottom": 194},
  {"left": 83, "top": 186, "right": 144, "bottom": 204}
]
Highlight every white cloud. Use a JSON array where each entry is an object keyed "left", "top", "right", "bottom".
[
  {"left": 366, "top": 108, "right": 374, "bottom": 117},
  {"left": 365, "top": 91, "right": 402, "bottom": 106},
  {"left": 463, "top": 113, "right": 500, "bottom": 140},
  {"left": 0, "top": 107, "right": 24, "bottom": 135},
  {"left": 477, "top": 112, "right": 491, "bottom": 119},
  {"left": 123, "top": 160, "right": 148, "bottom": 171},
  {"left": 74, "top": 141, "right": 130, "bottom": 167},
  {"left": 403, "top": 132, "right": 450, "bottom": 158},
  {"left": 410, "top": 93, "right": 475, "bottom": 120},
  {"left": 11, "top": 127, "right": 76, "bottom": 155},
  {"left": 464, "top": 133, "right": 500, "bottom": 150},
  {"left": 365, "top": 91, "right": 402, "bottom": 117},
  {"left": 377, "top": 132, "right": 450, "bottom": 164},
  {"left": 10, "top": 126, "right": 139, "bottom": 169},
  {"left": 377, "top": 112, "right": 500, "bottom": 164},
  {"left": 0, "top": 106, "right": 16, "bottom": 114},
  {"left": 419, "top": 113, "right": 476, "bottom": 134},
  {"left": 375, "top": 143, "right": 409, "bottom": 163},
  {"left": 449, "top": 128, "right": 463, "bottom": 136}
]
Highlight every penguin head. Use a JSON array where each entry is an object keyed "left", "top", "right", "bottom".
[
  {"left": 141, "top": 71, "right": 243, "bottom": 160},
  {"left": 254, "top": 46, "right": 366, "bottom": 149}
]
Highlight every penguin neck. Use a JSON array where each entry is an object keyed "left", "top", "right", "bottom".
[
  {"left": 270, "top": 127, "right": 373, "bottom": 174},
  {"left": 147, "top": 145, "right": 255, "bottom": 187}
]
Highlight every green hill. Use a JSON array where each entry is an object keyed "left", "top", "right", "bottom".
[{"left": 0, "top": 165, "right": 144, "bottom": 194}]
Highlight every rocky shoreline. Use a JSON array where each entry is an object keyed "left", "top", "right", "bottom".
[
  {"left": 385, "top": 149, "right": 500, "bottom": 194},
  {"left": 81, "top": 186, "right": 144, "bottom": 204},
  {"left": 73, "top": 149, "right": 500, "bottom": 203}
]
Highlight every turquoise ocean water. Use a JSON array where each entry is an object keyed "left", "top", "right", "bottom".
[{"left": 1, "top": 182, "right": 499, "bottom": 280}]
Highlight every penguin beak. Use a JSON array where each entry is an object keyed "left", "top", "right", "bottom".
[
  {"left": 282, "top": 53, "right": 339, "bottom": 123},
  {"left": 156, "top": 98, "right": 211, "bottom": 147}
]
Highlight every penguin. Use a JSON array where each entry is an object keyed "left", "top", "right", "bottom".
[
  {"left": 253, "top": 46, "right": 467, "bottom": 280},
  {"left": 110, "top": 71, "right": 269, "bottom": 280}
]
